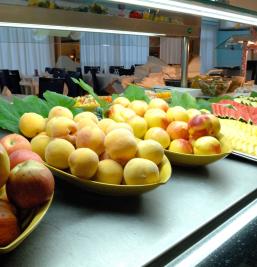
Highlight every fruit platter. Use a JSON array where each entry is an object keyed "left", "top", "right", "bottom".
[
  {"left": 0, "top": 142, "right": 54, "bottom": 253},
  {"left": 212, "top": 95, "right": 257, "bottom": 161}
]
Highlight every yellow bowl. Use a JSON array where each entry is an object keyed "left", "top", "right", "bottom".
[
  {"left": 165, "top": 143, "right": 231, "bottom": 167},
  {"left": 45, "top": 156, "right": 172, "bottom": 196},
  {"left": 0, "top": 187, "right": 53, "bottom": 254}
]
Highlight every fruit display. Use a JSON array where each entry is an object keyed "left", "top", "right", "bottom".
[
  {"left": 212, "top": 98, "right": 257, "bottom": 124},
  {"left": 0, "top": 138, "right": 54, "bottom": 249},
  {"left": 16, "top": 106, "right": 171, "bottom": 188},
  {"left": 106, "top": 96, "right": 225, "bottom": 157},
  {"left": 74, "top": 95, "right": 112, "bottom": 109},
  {"left": 219, "top": 119, "right": 257, "bottom": 157}
]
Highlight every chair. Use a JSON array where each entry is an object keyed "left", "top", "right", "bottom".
[
  {"left": 90, "top": 69, "right": 101, "bottom": 95},
  {"left": 8, "top": 70, "right": 22, "bottom": 94},
  {"left": 52, "top": 68, "right": 66, "bottom": 78},
  {"left": 0, "top": 69, "right": 10, "bottom": 92},
  {"left": 84, "top": 66, "right": 100, "bottom": 74},
  {"left": 38, "top": 77, "right": 65, "bottom": 98},
  {"left": 66, "top": 71, "right": 83, "bottom": 97},
  {"left": 109, "top": 66, "right": 124, "bottom": 74},
  {"left": 118, "top": 66, "right": 135, "bottom": 76},
  {"left": 45, "top": 67, "right": 53, "bottom": 74}
]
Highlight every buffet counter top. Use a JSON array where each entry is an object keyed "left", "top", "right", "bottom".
[{"left": 1, "top": 148, "right": 256, "bottom": 267}]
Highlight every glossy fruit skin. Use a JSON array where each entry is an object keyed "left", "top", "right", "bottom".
[{"left": 6, "top": 160, "right": 55, "bottom": 209}]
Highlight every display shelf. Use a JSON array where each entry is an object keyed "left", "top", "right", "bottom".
[{"left": 0, "top": 4, "right": 201, "bottom": 38}]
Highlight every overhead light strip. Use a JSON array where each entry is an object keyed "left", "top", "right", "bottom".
[
  {"left": 109, "top": 0, "right": 257, "bottom": 26},
  {"left": 0, "top": 22, "right": 165, "bottom": 36}
]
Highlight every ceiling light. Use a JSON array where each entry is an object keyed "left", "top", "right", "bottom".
[
  {"left": 109, "top": 0, "right": 257, "bottom": 26},
  {"left": 0, "top": 22, "right": 164, "bottom": 36}
]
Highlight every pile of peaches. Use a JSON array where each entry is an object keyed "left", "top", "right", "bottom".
[
  {"left": 16, "top": 106, "right": 168, "bottom": 186},
  {"left": 108, "top": 96, "right": 223, "bottom": 155},
  {"left": 0, "top": 135, "right": 54, "bottom": 247}
]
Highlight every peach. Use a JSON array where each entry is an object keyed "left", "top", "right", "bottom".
[
  {"left": 124, "top": 158, "right": 160, "bottom": 185},
  {"left": 0, "top": 144, "right": 10, "bottom": 188},
  {"left": 129, "top": 100, "right": 148, "bottom": 117},
  {"left": 188, "top": 114, "right": 215, "bottom": 140},
  {"left": 98, "top": 118, "right": 116, "bottom": 134},
  {"left": 76, "top": 126, "right": 105, "bottom": 155},
  {"left": 48, "top": 106, "right": 73, "bottom": 120},
  {"left": 108, "top": 104, "right": 126, "bottom": 122},
  {"left": 68, "top": 148, "right": 99, "bottom": 179},
  {"left": 46, "top": 116, "right": 77, "bottom": 144},
  {"left": 144, "top": 108, "right": 169, "bottom": 129},
  {"left": 169, "top": 139, "right": 193, "bottom": 154},
  {"left": 31, "top": 134, "right": 51, "bottom": 161},
  {"left": 19, "top": 112, "right": 46, "bottom": 138},
  {"left": 167, "top": 106, "right": 189, "bottom": 122},
  {"left": 119, "top": 108, "right": 136, "bottom": 122},
  {"left": 74, "top": 112, "right": 98, "bottom": 123},
  {"left": 106, "top": 122, "right": 133, "bottom": 134},
  {"left": 94, "top": 159, "right": 123, "bottom": 185},
  {"left": 1, "top": 134, "right": 32, "bottom": 155},
  {"left": 104, "top": 129, "right": 137, "bottom": 165},
  {"left": 137, "top": 140, "right": 164, "bottom": 165},
  {"left": 200, "top": 109, "right": 211, "bottom": 114},
  {"left": 187, "top": 108, "right": 201, "bottom": 120},
  {"left": 149, "top": 98, "right": 169, "bottom": 112},
  {"left": 77, "top": 118, "right": 99, "bottom": 131},
  {"left": 45, "top": 138, "right": 75, "bottom": 169},
  {"left": 193, "top": 136, "right": 222, "bottom": 155},
  {"left": 166, "top": 121, "right": 189, "bottom": 140},
  {"left": 113, "top": 96, "right": 130, "bottom": 107},
  {"left": 207, "top": 114, "right": 221, "bottom": 137},
  {"left": 9, "top": 149, "right": 43, "bottom": 169},
  {"left": 127, "top": 116, "right": 148, "bottom": 138},
  {"left": 144, "top": 127, "right": 170, "bottom": 149}
]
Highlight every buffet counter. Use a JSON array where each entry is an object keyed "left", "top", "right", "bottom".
[{"left": 0, "top": 146, "right": 256, "bottom": 267}]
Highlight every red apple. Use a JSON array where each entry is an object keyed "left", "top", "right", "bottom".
[
  {"left": 9, "top": 149, "right": 43, "bottom": 170},
  {"left": 6, "top": 160, "right": 55, "bottom": 209},
  {"left": 0, "top": 134, "right": 32, "bottom": 155}
]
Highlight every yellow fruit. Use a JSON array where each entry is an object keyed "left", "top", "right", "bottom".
[
  {"left": 46, "top": 116, "right": 77, "bottom": 144},
  {"left": 167, "top": 106, "right": 189, "bottom": 122},
  {"left": 113, "top": 97, "right": 130, "bottom": 107},
  {"left": 74, "top": 112, "right": 98, "bottom": 123},
  {"left": 129, "top": 100, "right": 148, "bottom": 117},
  {"left": 98, "top": 118, "right": 116, "bottom": 134},
  {"left": 137, "top": 140, "right": 164, "bottom": 165},
  {"left": 48, "top": 106, "right": 73, "bottom": 120},
  {"left": 104, "top": 129, "right": 137, "bottom": 165},
  {"left": 94, "top": 159, "right": 123, "bottom": 185},
  {"left": 106, "top": 122, "right": 133, "bottom": 134},
  {"left": 193, "top": 136, "right": 221, "bottom": 155},
  {"left": 76, "top": 126, "right": 105, "bottom": 156},
  {"left": 144, "top": 127, "right": 170, "bottom": 149},
  {"left": 149, "top": 98, "right": 169, "bottom": 112},
  {"left": 19, "top": 112, "right": 46, "bottom": 138},
  {"left": 127, "top": 116, "right": 148, "bottom": 139},
  {"left": 187, "top": 108, "right": 201, "bottom": 120},
  {"left": 31, "top": 134, "right": 51, "bottom": 161},
  {"left": 120, "top": 108, "right": 136, "bottom": 122},
  {"left": 0, "top": 144, "right": 10, "bottom": 188},
  {"left": 68, "top": 148, "right": 99, "bottom": 179},
  {"left": 144, "top": 108, "right": 169, "bottom": 129},
  {"left": 124, "top": 158, "right": 160, "bottom": 185},
  {"left": 45, "top": 138, "right": 75, "bottom": 169},
  {"left": 108, "top": 104, "right": 126, "bottom": 122},
  {"left": 77, "top": 118, "right": 99, "bottom": 130}
]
